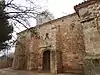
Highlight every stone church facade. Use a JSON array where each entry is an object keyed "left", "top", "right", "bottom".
[{"left": 12, "top": 0, "right": 100, "bottom": 74}]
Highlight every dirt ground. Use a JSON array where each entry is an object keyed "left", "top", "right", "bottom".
[
  {"left": 0, "top": 68, "right": 82, "bottom": 75},
  {"left": 0, "top": 68, "right": 50, "bottom": 75}
]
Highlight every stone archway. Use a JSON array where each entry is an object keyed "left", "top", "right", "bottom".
[{"left": 42, "top": 50, "right": 50, "bottom": 72}]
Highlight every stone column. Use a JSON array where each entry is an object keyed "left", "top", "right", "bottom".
[{"left": 50, "top": 50, "right": 57, "bottom": 73}]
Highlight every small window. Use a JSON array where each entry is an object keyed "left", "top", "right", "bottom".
[
  {"left": 62, "top": 19, "right": 64, "bottom": 22},
  {"left": 70, "top": 23, "right": 75, "bottom": 30},
  {"left": 45, "top": 33, "right": 49, "bottom": 39},
  {"left": 92, "top": 59, "right": 99, "bottom": 66}
]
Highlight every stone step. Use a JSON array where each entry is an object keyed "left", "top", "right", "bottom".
[{"left": 58, "top": 73, "right": 84, "bottom": 75}]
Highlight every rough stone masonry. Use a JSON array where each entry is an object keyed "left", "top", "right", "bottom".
[{"left": 12, "top": 0, "right": 100, "bottom": 75}]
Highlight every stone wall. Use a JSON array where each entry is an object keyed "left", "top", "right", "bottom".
[
  {"left": 37, "top": 22, "right": 57, "bottom": 73},
  {"left": 13, "top": 9, "right": 85, "bottom": 74},
  {"left": 75, "top": 0, "right": 100, "bottom": 75},
  {"left": 36, "top": 13, "right": 85, "bottom": 73},
  {"left": 12, "top": 13, "right": 85, "bottom": 73},
  {"left": 55, "top": 13, "right": 85, "bottom": 73},
  {"left": 12, "top": 28, "right": 40, "bottom": 70},
  {"left": 77, "top": 1, "right": 100, "bottom": 55}
]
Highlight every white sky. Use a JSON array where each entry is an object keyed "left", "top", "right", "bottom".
[
  {"left": 46, "top": 0, "right": 84, "bottom": 18},
  {"left": 12, "top": 0, "right": 84, "bottom": 18}
]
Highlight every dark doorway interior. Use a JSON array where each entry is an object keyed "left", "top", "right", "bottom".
[{"left": 43, "top": 50, "right": 50, "bottom": 72}]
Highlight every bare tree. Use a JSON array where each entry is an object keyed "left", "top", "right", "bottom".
[
  {"left": 0, "top": 0, "right": 49, "bottom": 55},
  {"left": 4, "top": 0, "right": 43, "bottom": 29},
  {"left": 0, "top": 0, "right": 45, "bottom": 49}
]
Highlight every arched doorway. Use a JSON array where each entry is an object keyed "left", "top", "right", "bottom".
[{"left": 43, "top": 50, "right": 50, "bottom": 72}]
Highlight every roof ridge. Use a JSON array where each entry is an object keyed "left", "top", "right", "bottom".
[{"left": 74, "top": 0, "right": 98, "bottom": 10}]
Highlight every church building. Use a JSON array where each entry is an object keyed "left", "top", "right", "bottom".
[{"left": 12, "top": 0, "right": 100, "bottom": 75}]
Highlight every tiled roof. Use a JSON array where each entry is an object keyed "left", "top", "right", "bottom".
[{"left": 74, "top": 0, "right": 98, "bottom": 11}]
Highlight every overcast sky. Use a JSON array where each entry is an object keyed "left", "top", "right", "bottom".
[
  {"left": 12, "top": 0, "right": 84, "bottom": 18},
  {"left": 46, "top": 0, "right": 84, "bottom": 18}
]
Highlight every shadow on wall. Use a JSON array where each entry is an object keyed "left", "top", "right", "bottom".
[{"left": 0, "top": 55, "right": 13, "bottom": 69}]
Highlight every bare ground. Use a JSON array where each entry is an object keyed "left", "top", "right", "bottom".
[{"left": 0, "top": 68, "right": 82, "bottom": 75}]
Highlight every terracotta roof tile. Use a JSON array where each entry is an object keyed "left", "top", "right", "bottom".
[
  {"left": 74, "top": 0, "right": 99, "bottom": 16},
  {"left": 74, "top": 0, "right": 99, "bottom": 11}
]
